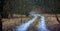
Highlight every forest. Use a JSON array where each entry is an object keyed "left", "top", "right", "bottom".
[
  {"left": 0, "top": 0, "right": 60, "bottom": 31},
  {"left": 1, "top": 0, "right": 60, "bottom": 18}
]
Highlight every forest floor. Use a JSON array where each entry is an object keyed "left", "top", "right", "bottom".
[{"left": 2, "top": 14, "right": 60, "bottom": 31}]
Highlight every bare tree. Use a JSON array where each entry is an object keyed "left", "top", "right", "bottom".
[{"left": 0, "top": 0, "right": 5, "bottom": 31}]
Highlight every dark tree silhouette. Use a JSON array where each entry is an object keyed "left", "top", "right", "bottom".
[{"left": 0, "top": 0, "right": 4, "bottom": 31}]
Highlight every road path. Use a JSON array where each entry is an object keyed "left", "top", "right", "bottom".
[
  {"left": 15, "top": 14, "right": 50, "bottom": 31},
  {"left": 15, "top": 14, "right": 38, "bottom": 31},
  {"left": 37, "top": 15, "right": 50, "bottom": 31}
]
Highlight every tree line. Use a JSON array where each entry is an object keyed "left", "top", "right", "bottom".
[{"left": 0, "top": 0, "right": 60, "bottom": 23}]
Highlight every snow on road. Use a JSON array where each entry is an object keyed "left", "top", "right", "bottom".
[
  {"left": 15, "top": 14, "right": 38, "bottom": 31},
  {"left": 37, "top": 15, "right": 50, "bottom": 31}
]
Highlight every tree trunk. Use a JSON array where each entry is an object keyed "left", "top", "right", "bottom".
[
  {"left": 0, "top": 19, "right": 2, "bottom": 31},
  {"left": 55, "top": 14, "right": 60, "bottom": 24},
  {"left": 21, "top": 15, "right": 22, "bottom": 23},
  {"left": 0, "top": 0, "right": 4, "bottom": 31},
  {"left": 10, "top": 14, "right": 13, "bottom": 18}
]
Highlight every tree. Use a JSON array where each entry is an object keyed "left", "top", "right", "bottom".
[
  {"left": 51, "top": 9, "right": 60, "bottom": 24},
  {"left": 0, "top": 0, "right": 4, "bottom": 30}
]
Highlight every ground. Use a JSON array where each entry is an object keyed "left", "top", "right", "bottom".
[{"left": 2, "top": 14, "right": 60, "bottom": 31}]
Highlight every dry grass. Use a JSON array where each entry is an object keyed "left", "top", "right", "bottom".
[
  {"left": 44, "top": 14, "right": 60, "bottom": 31},
  {"left": 43, "top": 14, "right": 60, "bottom": 26},
  {"left": 2, "top": 17, "right": 32, "bottom": 31}
]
